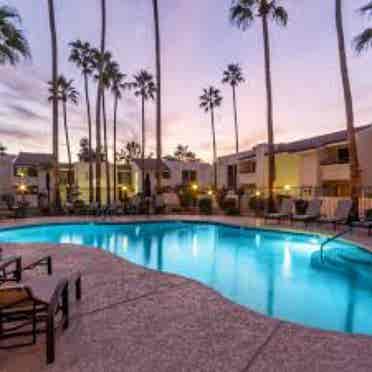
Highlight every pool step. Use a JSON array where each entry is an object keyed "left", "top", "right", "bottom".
[{"left": 311, "top": 247, "right": 372, "bottom": 287}]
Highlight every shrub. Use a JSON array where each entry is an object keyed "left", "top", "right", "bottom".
[
  {"left": 224, "top": 197, "right": 240, "bottom": 216},
  {"left": 199, "top": 197, "right": 213, "bottom": 215},
  {"left": 1, "top": 193, "right": 15, "bottom": 210},
  {"left": 248, "top": 196, "right": 266, "bottom": 216}
]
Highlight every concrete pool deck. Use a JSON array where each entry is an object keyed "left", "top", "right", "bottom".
[{"left": 1, "top": 215, "right": 372, "bottom": 372}]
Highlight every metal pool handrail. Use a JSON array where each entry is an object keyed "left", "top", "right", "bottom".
[{"left": 320, "top": 226, "right": 353, "bottom": 262}]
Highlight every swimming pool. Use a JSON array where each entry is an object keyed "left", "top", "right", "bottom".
[{"left": 1, "top": 221, "right": 372, "bottom": 335}]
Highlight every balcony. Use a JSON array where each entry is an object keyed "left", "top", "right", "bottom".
[{"left": 320, "top": 163, "right": 350, "bottom": 181}]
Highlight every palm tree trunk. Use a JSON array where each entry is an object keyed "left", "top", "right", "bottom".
[
  {"left": 141, "top": 95, "right": 146, "bottom": 193},
  {"left": 62, "top": 101, "right": 73, "bottom": 202},
  {"left": 47, "top": 0, "right": 60, "bottom": 209},
  {"left": 211, "top": 108, "right": 217, "bottom": 189},
  {"left": 232, "top": 85, "right": 239, "bottom": 154},
  {"left": 84, "top": 72, "right": 94, "bottom": 203},
  {"left": 113, "top": 95, "right": 118, "bottom": 202},
  {"left": 95, "top": 0, "right": 106, "bottom": 206},
  {"left": 335, "top": 0, "right": 361, "bottom": 218},
  {"left": 153, "top": 0, "right": 162, "bottom": 192},
  {"left": 102, "top": 92, "right": 111, "bottom": 205},
  {"left": 262, "top": 14, "right": 275, "bottom": 212}
]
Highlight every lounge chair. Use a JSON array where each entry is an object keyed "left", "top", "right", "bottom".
[
  {"left": 291, "top": 199, "right": 323, "bottom": 227},
  {"left": 0, "top": 254, "right": 82, "bottom": 302},
  {"left": 264, "top": 198, "right": 293, "bottom": 224},
  {"left": 317, "top": 199, "right": 353, "bottom": 230},
  {"left": 352, "top": 209, "right": 372, "bottom": 236},
  {"left": 0, "top": 276, "right": 69, "bottom": 364}
]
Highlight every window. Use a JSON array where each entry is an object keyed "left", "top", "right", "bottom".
[
  {"left": 15, "top": 167, "right": 38, "bottom": 178},
  {"left": 239, "top": 160, "right": 256, "bottom": 174},
  {"left": 338, "top": 148, "right": 349, "bottom": 164},
  {"left": 118, "top": 171, "right": 131, "bottom": 185},
  {"left": 227, "top": 165, "right": 237, "bottom": 189},
  {"left": 182, "top": 170, "right": 197, "bottom": 184}
]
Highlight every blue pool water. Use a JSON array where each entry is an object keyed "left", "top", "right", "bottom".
[{"left": 1, "top": 221, "right": 372, "bottom": 335}]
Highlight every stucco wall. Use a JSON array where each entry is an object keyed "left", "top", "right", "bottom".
[{"left": 357, "top": 126, "right": 372, "bottom": 187}]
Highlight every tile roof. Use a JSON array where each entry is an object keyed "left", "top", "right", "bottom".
[{"left": 14, "top": 152, "right": 55, "bottom": 167}]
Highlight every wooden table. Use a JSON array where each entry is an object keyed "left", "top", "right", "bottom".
[{"left": 0, "top": 255, "right": 22, "bottom": 283}]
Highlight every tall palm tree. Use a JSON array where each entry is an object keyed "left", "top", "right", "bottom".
[
  {"left": 47, "top": 0, "right": 60, "bottom": 209},
  {"left": 48, "top": 76, "right": 79, "bottom": 198},
  {"left": 152, "top": 0, "right": 163, "bottom": 192},
  {"left": 230, "top": 0, "right": 288, "bottom": 210},
  {"left": 95, "top": 51, "right": 116, "bottom": 205},
  {"left": 336, "top": 0, "right": 361, "bottom": 218},
  {"left": 95, "top": 0, "right": 107, "bottom": 206},
  {"left": 133, "top": 70, "right": 156, "bottom": 191},
  {"left": 0, "top": 6, "right": 30, "bottom": 65},
  {"left": 111, "top": 69, "right": 131, "bottom": 202},
  {"left": 354, "top": 3, "right": 372, "bottom": 53},
  {"left": 222, "top": 63, "right": 245, "bottom": 154},
  {"left": 69, "top": 40, "right": 95, "bottom": 203},
  {"left": 199, "top": 87, "right": 223, "bottom": 189}
]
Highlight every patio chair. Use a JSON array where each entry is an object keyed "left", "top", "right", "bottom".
[
  {"left": 0, "top": 254, "right": 82, "bottom": 302},
  {"left": 352, "top": 209, "right": 372, "bottom": 236},
  {"left": 291, "top": 199, "right": 323, "bottom": 227},
  {"left": 264, "top": 198, "right": 293, "bottom": 224},
  {"left": 317, "top": 199, "right": 353, "bottom": 230},
  {"left": 0, "top": 276, "right": 69, "bottom": 364}
]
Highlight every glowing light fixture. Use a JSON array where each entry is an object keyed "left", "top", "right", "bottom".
[
  {"left": 18, "top": 184, "right": 27, "bottom": 193},
  {"left": 284, "top": 184, "right": 291, "bottom": 191},
  {"left": 207, "top": 190, "right": 213, "bottom": 196},
  {"left": 255, "top": 191, "right": 261, "bottom": 197},
  {"left": 191, "top": 183, "right": 198, "bottom": 191}
]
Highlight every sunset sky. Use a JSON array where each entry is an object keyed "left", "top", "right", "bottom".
[{"left": 1, "top": 0, "right": 372, "bottom": 162}]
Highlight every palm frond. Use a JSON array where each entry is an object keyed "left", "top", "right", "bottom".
[
  {"left": 359, "top": 1, "right": 372, "bottom": 16},
  {"left": 272, "top": 5, "right": 288, "bottom": 26},
  {"left": 230, "top": 0, "right": 255, "bottom": 30},
  {"left": 354, "top": 28, "right": 372, "bottom": 54}
]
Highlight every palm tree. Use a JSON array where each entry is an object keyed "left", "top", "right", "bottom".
[
  {"left": 222, "top": 64, "right": 245, "bottom": 154},
  {"left": 69, "top": 40, "right": 95, "bottom": 203},
  {"left": 199, "top": 87, "right": 223, "bottom": 189},
  {"left": 354, "top": 2, "right": 372, "bottom": 53},
  {"left": 47, "top": 0, "right": 60, "bottom": 209},
  {"left": 48, "top": 76, "right": 79, "bottom": 199},
  {"left": 0, "top": 6, "right": 30, "bottom": 65},
  {"left": 152, "top": 0, "right": 163, "bottom": 192},
  {"left": 132, "top": 70, "right": 156, "bottom": 191},
  {"left": 336, "top": 0, "right": 361, "bottom": 218},
  {"left": 111, "top": 69, "right": 131, "bottom": 202},
  {"left": 96, "top": 51, "right": 116, "bottom": 205},
  {"left": 230, "top": 0, "right": 288, "bottom": 210},
  {"left": 95, "top": 0, "right": 107, "bottom": 206}
]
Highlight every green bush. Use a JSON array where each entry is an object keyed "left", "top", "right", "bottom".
[
  {"left": 224, "top": 198, "right": 240, "bottom": 216},
  {"left": 199, "top": 197, "right": 213, "bottom": 215},
  {"left": 248, "top": 196, "right": 266, "bottom": 216}
]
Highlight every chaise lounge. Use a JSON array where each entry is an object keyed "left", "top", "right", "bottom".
[
  {"left": 291, "top": 199, "right": 323, "bottom": 227},
  {"left": 264, "top": 198, "right": 293, "bottom": 224},
  {"left": 317, "top": 199, "right": 353, "bottom": 230},
  {"left": 0, "top": 276, "right": 69, "bottom": 364}
]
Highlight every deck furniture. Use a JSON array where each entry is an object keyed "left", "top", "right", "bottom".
[
  {"left": 352, "top": 209, "right": 372, "bottom": 236},
  {"left": 0, "top": 276, "right": 69, "bottom": 364},
  {"left": 264, "top": 199, "right": 293, "bottom": 224},
  {"left": 0, "top": 254, "right": 81, "bottom": 301},
  {"left": 291, "top": 199, "right": 323, "bottom": 227},
  {"left": 317, "top": 199, "right": 353, "bottom": 230}
]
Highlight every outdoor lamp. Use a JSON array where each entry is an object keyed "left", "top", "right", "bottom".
[{"left": 191, "top": 183, "right": 198, "bottom": 191}]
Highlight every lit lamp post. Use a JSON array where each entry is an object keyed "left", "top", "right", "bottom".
[{"left": 191, "top": 183, "right": 199, "bottom": 207}]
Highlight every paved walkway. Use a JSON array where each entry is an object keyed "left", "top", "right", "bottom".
[{"left": 1, "top": 216, "right": 372, "bottom": 372}]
